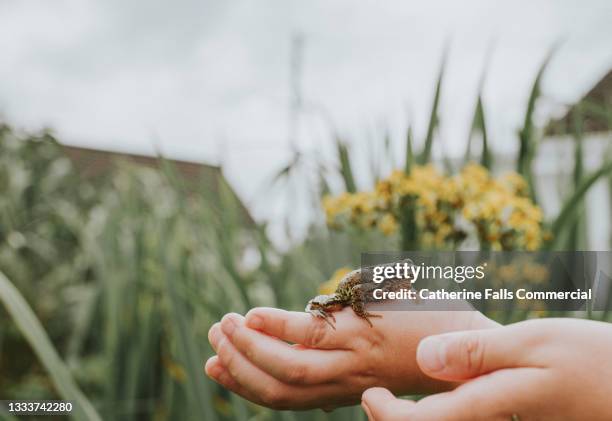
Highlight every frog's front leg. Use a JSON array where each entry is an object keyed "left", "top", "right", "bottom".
[
  {"left": 350, "top": 285, "right": 382, "bottom": 327},
  {"left": 306, "top": 294, "right": 338, "bottom": 329}
]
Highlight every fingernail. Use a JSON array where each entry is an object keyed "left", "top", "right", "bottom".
[
  {"left": 247, "top": 315, "right": 263, "bottom": 330},
  {"left": 361, "top": 401, "right": 373, "bottom": 420},
  {"left": 205, "top": 359, "right": 221, "bottom": 378},
  {"left": 417, "top": 336, "right": 446, "bottom": 372},
  {"left": 221, "top": 317, "right": 236, "bottom": 337},
  {"left": 220, "top": 313, "right": 243, "bottom": 337},
  {"left": 208, "top": 324, "right": 220, "bottom": 348}
]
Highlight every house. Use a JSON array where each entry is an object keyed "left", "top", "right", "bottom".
[
  {"left": 62, "top": 144, "right": 255, "bottom": 228},
  {"left": 541, "top": 69, "right": 612, "bottom": 249}
]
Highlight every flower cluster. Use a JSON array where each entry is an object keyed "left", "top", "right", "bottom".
[{"left": 323, "top": 163, "right": 545, "bottom": 250}]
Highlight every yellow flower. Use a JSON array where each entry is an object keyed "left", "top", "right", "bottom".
[
  {"left": 378, "top": 213, "right": 399, "bottom": 236},
  {"left": 319, "top": 267, "right": 352, "bottom": 294},
  {"left": 321, "top": 164, "right": 544, "bottom": 251},
  {"left": 500, "top": 171, "right": 529, "bottom": 196}
]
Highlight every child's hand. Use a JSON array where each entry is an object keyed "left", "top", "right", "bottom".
[
  {"left": 362, "top": 318, "right": 612, "bottom": 420},
  {"left": 206, "top": 306, "right": 498, "bottom": 411}
]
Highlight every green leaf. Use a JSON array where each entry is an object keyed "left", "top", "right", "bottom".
[
  {"left": 0, "top": 271, "right": 102, "bottom": 421},
  {"left": 566, "top": 103, "right": 586, "bottom": 249},
  {"left": 160, "top": 225, "right": 217, "bottom": 421},
  {"left": 547, "top": 160, "right": 612, "bottom": 249},
  {"left": 336, "top": 138, "right": 357, "bottom": 193},
  {"left": 479, "top": 99, "right": 492, "bottom": 169},
  {"left": 517, "top": 46, "right": 556, "bottom": 202},
  {"left": 419, "top": 49, "right": 446, "bottom": 164},
  {"left": 468, "top": 96, "right": 492, "bottom": 169},
  {"left": 400, "top": 198, "right": 419, "bottom": 251},
  {"left": 404, "top": 126, "right": 414, "bottom": 175}
]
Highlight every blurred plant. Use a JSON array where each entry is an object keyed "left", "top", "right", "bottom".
[{"left": 318, "top": 267, "right": 352, "bottom": 295}]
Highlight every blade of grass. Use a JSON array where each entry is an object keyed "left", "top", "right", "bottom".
[
  {"left": 160, "top": 224, "right": 217, "bottom": 421},
  {"left": 517, "top": 46, "right": 556, "bottom": 202},
  {"left": 468, "top": 95, "right": 493, "bottom": 169},
  {"left": 478, "top": 96, "right": 492, "bottom": 170},
  {"left": 404, "top": 126, "right": 414, "bottom": 175},
  {"left": 566, "top": 103, "right": 586, "bottom": 250},
  {"left": 0, "top": 271, "right": 102, "bottom": 421},
  {"left": 419, "top": 48, "right": 446, "bottom": 164},
  {"left": 336, "top": 138, "right": 356, "bottom": 193},
  {"left": 547, "top": 160, "right": 612, "bottom": 249}
]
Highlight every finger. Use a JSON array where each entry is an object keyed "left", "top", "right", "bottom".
[
  {"left": 210, "top": 321, "right": 351, "bottom": 410},
  {"left": 361, "top": 387, "right": 416, "bottom": 421},
  {"left": 221, "top": 313, "right": 353, "bottom": 385},
  {"left": 416, "top": 324, "right": 538, "bottom": 381},
  {"left": 204, "top": 356, "right": 260, "bottom": 403},
  {"left": 397, "top": 367, "right": 549, "bottom": 421},
  {"left": 208, "top": 322, "right": 222, "bottom": 352},
  {"left": 245, "top": 307, "right": 360, "bottom": 349}
]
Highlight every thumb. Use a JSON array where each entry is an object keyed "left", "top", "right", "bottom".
[
  {"left": 361, "top": 387, "right": 415, "bottom": 421},
  {"left": 416, "top": 326, "right": 531, "bottom": 381}
]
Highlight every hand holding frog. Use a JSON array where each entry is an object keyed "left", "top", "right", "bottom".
[{"left": 206, "top": 306, "right": 498, "bottom": 410}]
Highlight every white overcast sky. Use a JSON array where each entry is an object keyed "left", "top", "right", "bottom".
[{"left": 1, "top": 0, "right": 612, "bottom": 240}]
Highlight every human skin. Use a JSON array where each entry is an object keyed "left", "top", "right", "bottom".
[
  {"left": 361, "top": 318, "right": 612, "bottom": 421},
  {"left": 205, "top": 306, "right": 499, "bottom": 411}
]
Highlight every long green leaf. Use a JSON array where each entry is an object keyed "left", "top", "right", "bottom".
[
  {"left": 336, "top": 138, "right": 357, "bottom": 193},
  {"left": 0, "top": 271, "right": 102, "bottom": 421},
  {"left": 404, "top": 126, "right": 414, "bottom": 175},
  {"left": 469, "top": 96, "right": 493, "bottom": 169},
  {"left": 517, "top": 47, "right": 556, "bottom": 202},
  {"left": 419, "top": 51, "right": 446, "bottom": 164},
  {"left": 478, "top": 96, "right": 492, "bottom": 170},
  {"left": 160, "top": 224, "right": 217, "bottom": 421},
  {"left": 548, "top": 160, "right": 612, "bottom": 249},
  {"left": 566, "top": 103, "right": 586, "bottom": 249}
]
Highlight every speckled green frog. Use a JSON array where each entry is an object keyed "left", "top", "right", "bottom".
[{"left": 306, "top": 259, "right": 414, "bottom": 328}]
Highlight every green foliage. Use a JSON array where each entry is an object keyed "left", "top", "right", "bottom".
[
  {"left": 517, "top": 48, "right": 555, "bottom": 202},
  {"left": 546, "top": 160, "right": 612, "bottom": 250},
  {"left": 0, "top": 123, "right": 374, "bottom": 420},
  {"left": 404, "top": 126, "right": 414, "bottom": 175},
  {"left": 336, "top": 138, "right": 357, "bottom": 193},
  {"left": 0, "top": 271, "right": 101, "bottom": 421},
  {"left": 418, "top": 51, "right": 446, "bottom": 165},
  {"left": 466, "top": 96, "right": 492, "bottom": 170}
]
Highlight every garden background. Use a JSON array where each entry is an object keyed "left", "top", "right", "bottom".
[{"left": 1, "top": 1, "right": 612, "bottom": 420}]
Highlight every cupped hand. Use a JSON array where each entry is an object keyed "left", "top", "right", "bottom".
[
  {"left": 205, "top": 306, "right": 498, "bottom": 410},
  {"left": 362, "top": 318, "right": 612, "bottom": 420}
]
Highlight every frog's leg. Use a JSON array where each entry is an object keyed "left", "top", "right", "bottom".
[
  {"left": 350, "top": 285, "right": 381, "bottom": 327},
  {"left": 305, "top": 297, "right": 337, "bottom": 329},
  {"left": 306, "top": 307, "right": 336, "bottom": 329},
  {"left": 314, "top": 310, "right": 336, "bottom": 329}
]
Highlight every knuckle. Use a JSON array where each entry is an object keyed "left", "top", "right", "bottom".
[
  {"left": 235, "top": 327, "right": 253, "bottom": 352},
  {"left": 304, "top": 321, "right": 329, "bottom": 348},
  {"left": 284, "top": 363, "right": 309, "bottom": 384},
  {"left": 244, "top": 345, "right": 255, "bottom": 361},
  {"left": 458, "top": 334, "right": 486, "bottom": 374},
  {"left": 278, "top": 317, "right": 289, "bottom": 338},
  {"left": 260, "top": 385, "right": 288, "bottom": 408},
  {"left": 217, "top": 339, "right": 235, "bottom": 368}
]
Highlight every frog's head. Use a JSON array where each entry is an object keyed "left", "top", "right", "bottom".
[{"left": 306, "top": 294, "right": 333, "bottom": 310}]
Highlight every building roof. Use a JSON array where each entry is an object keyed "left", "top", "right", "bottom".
[
  {"left": 62, "top": 144, "right": 255, "bottom": 227},
  {"left": 546, "top": 69, "right": 612, "bottom": 135}
]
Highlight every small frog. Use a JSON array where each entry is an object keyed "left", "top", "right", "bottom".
[{"left": 306, "top": 259, "right": 414, "bottom": 329}]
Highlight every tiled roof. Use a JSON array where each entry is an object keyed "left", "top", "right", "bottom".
[
  {"left": 546, "top": 69, "right": 612, "bottom": 135},
  {"left": 62, "top": 144, "right": 255, "bottom": 226}
]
